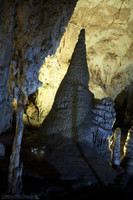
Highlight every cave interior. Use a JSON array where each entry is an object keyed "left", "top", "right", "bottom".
[{"left": 0, "top": 0, "right": 133, "bottom": 199}]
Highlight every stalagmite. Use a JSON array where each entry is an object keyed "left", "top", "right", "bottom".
[
  {"left": 110, "top": 128, "right": 121, "bottom": 166},
  {"left": 40, "top": 29, "right": 94, "bottom": 143},
  {"left": 8, "top": 92, "right": 26, "bottom": 194},
  {"left": 122, "top": 126, "right": 133, "bottom": 175}
]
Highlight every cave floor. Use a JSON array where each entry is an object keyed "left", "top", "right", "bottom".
[{"left": 0, "top": 127, "right": 133, "bottom": 199}]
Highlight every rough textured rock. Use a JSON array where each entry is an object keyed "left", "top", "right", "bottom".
[
  {"left": 92, "top": 97, "right": 116, "bottom": 162},
  {"left": 0, "top": 0, "right": 78, "bottom": 194},
  {"left": 40, "top": 29, "right": 94, "bottom": 143},
  {"left": 28, "top": 0, "right": 133, "bottom": 126},
  {"left": 122, "top": 126, "right": 133, "bottom": 175},
  {"left": 110, "top": 128, "right": 121, "bottom": 166},
  {"left": 0, "top": 0, "right": 14, "bottom": 134},
  {"left": 0, "top": 0, "right": 133, "bottom": 128},
  {"left": 0, "top": 0, "right": 78, "bottom": 131}
]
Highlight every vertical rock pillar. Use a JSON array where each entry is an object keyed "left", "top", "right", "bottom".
[
  {"left": 123, "top": 126, "right": 133, "bottom": 175},
  {"left": 8, "top": 92, "right": 26, "bottom": 194},
  {"left": 40, "top": 29, "right": 94, "bottom": 142},
  {"left": 110, "top": 127, "right": 121, "bottom": 166}
]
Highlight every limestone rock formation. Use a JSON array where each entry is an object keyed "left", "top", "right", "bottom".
[
  {"left": 30, "top": 0, "right": 133, "bottom": 127},
  {"left": 0, "top": 0, "right": 14, "bottom": 134},
  {"left": 0, "top": 0, "right": 78, "bottom": 194},
  {"left": 110, "top": 127, "right": 121, "bottom": 166},
  {"left": 122, "top": 126, "right": 133, "bottom": 175},
  {"left": 40, "top": 29, "right": 94, "bottom": 143},
  {"left": 0, "top": 0, "right": 133, "bottom": 130},
  {"left": 92, "top": 97, "right": 116, "bottom": 162},
  {"left": 0, "top": 0, "right": 78, "bottom": 131},
  {"left": 8, "top": 0, "right": 78, "bottom": 102}
]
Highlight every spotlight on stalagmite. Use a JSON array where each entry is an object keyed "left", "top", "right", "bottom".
[{"left": 40, "top": 29, "right": 94, "bottom": 143}]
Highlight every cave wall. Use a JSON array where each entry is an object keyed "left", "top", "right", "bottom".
[
  {"left": 0, "top": 0, "right": 78, "bottom": 133},
  {"left": 0, "top": 0, "right": 133, "bottom": 130},
  {"left": 0, "top": 0, "right": 14, "bottom": 134},
  {"left": 26, "top": 0, "right": 133, "bottom": 127}
]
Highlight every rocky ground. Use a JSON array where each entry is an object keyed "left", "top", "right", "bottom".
[{"left": 0, "top": 127, "right": 133, "bottom": 199}]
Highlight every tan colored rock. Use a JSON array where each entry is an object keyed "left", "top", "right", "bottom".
[
  {"left": 40, "top": 29, "right": 94, "bottom": 143},
  {"left": 33, "top": 0, "right": 133, "bottom": 125}
]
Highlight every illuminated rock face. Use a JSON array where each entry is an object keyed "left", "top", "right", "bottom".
[
  {"left": 0, "top": 0, "right": 133, "bottom": 130},
  {"left": 32, "top": 0, "right": 133, "bottom": 126},
  {"left": 0, "top": 0, "right": 78, "bottom": 132},
  {"left": 41, "top": 29, "right": 94, "bottom": 142},
  {"left": 122, "top": 127, "right": 133, "bottom": 175}
]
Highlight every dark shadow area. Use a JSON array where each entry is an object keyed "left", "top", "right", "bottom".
[
  {"left": 1, "top": 128, "right": 133, "bottom": 199},
  {"left": 114, "top": 82, "right": 133, "bottom": 156},
  {"left": 114, "top": 82, "right": 133, "bottom": 130}
]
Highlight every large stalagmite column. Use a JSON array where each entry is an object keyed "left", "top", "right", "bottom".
[{"left": 41, "top": 29, "right": 94, "bottom": 142}]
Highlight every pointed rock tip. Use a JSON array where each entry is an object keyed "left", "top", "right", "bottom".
[{"left": 79, "top": 29, "right": 85, "bottom": 40}]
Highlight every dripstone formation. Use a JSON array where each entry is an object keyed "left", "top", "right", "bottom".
[
  {"left": 110, "top": 127, "right": 121, "bottom": 166},
  {"left": 92, "top": 97, "right": 116, "bottom": 162},
  {"left": 41, "top": 29, "right": 94, "bottom": 143},
  {"left": 122, "top": 126, "right": 133, "bottom": 175}
]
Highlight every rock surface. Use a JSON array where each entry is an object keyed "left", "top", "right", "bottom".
[
  {"left": 0, "top": 0, "right": 78, "bottom": 130},
  {"left": 30, "top": 0, "right": 133, "bottom": 126},
  {"left": 0, "top": 0, "right": 14, "bottom": 134},
  {"left": 21, "top": 131, "right": 121, "bottom": 186},
  {"left": 110, "top": 127, "right": 121, "bottom": 166},
  {"left": 122, "top": 126, "right": 133, "bottom": 175},
  {"left": 92, "top": 97, "right": 116, "bottom": 162},
  {"left": 0, "top": 0, "right": 133, "bottom": 128},
  {"left": 40, "top": 29, "right": 94, "bottom": 143}
]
